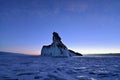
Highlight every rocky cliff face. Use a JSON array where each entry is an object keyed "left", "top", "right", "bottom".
[{"left": 41, "top": 32, "right": 82, "bottom": 57}]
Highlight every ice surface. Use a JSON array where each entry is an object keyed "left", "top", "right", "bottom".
[{"left": 0, "top": 54, "right": 120, "bottom": 80}]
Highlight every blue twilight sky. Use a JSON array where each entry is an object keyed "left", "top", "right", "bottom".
[{"left": 0, "top": 0, "right": 120, "bottom": 55}]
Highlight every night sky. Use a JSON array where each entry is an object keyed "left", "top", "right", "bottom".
[{"left": 0, "top": 0, "right": 120, "bottom": 55}]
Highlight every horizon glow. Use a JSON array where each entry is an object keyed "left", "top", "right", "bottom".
[{"left": 0, "top": 0, "right": 120, "bottom": 55}]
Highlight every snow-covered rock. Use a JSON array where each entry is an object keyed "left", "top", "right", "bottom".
[{"left": 41, "top": 32, "right": 82, "bottom": 57}]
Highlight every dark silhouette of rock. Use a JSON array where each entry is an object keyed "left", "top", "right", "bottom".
[
  {"left": 68, "top": 50, "right": 82, "bottom": 56},
  {"left": 41, "top": 32, "right": 82, "bottom": 57},
  {"left": 53, "top": 32, "right": 61, "bottom": 41}
]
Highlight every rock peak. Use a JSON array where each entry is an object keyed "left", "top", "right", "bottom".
[
  {"left": 52, "top": 32, "right": 67, "bottom": 49},
  {"left": 41, "top": 32, "right": 82, "bottom": 57},
  {"left": 53, "top": 32, "right": 61, "bottom": 41},
  {"left": 53, "top": 32, "right": 61, "bottom": 43}
]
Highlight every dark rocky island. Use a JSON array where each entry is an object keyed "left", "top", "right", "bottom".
[{"left": 41, "top": 32, "right": 82, "bottom": 57}]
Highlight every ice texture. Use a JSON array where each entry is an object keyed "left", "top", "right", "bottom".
[{"left": 0, "top": 54, "right": 120, "bottom": 80}]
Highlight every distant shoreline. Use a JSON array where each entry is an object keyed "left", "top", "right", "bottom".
[
  {"left": 0, "top": 51, "right": 39, "bottom": 56},
  {"left": 83, "top": 53, "right": 120, "bottom": 56},
  {"left": 0, "top": 51, "right": 120, "bottom": 57}
]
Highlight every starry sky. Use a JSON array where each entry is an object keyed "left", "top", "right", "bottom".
[{"left": 0, "top": 0, "right": 120, "bottom": 55}]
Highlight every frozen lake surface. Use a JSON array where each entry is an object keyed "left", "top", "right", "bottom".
[{"left": 0, "top": 55, "right": 120, "bottom": 80}]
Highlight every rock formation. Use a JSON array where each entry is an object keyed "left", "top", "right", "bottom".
[{"left": 41, "top": 32, "right": 82, "bottom": 57}]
